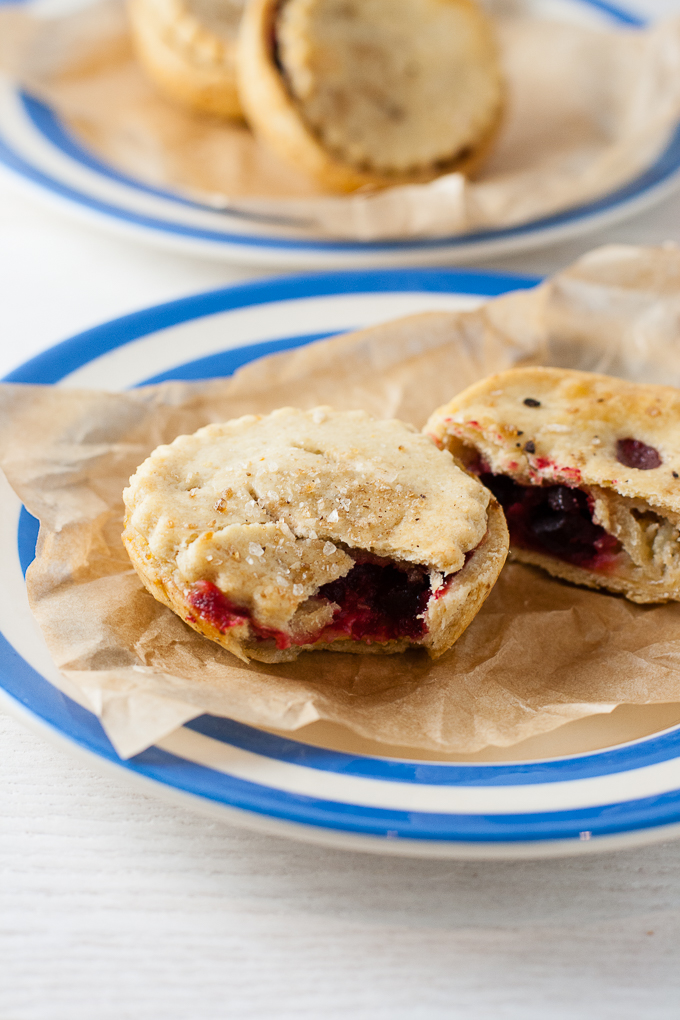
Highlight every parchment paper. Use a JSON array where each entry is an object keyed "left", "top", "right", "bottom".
[
  {"left": 3, "top": 244, "right": 680, "bottom": 757},
  {"left": 2, "top": 0, "right": 680, "bottom": 239}
]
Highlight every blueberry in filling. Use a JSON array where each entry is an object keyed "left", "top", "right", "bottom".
[
  {"left": 616, "top": 438, "right": 662, "bottom": 470},
  {"left": 317, "top": 561, "right": 431, "bottom": 643},
  {"left": 481, "top": 474, "right": 620, "bottom": 570},
  {"left": 188, "top": 557, "right": 434, "bottom": 650}
]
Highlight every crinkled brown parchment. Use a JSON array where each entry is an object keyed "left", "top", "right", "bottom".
[
  {"left": 3, "top": 245, "right": 680, "bottom": 757},
  {"left": 2, "top": 0, "right": 680, "bottom": 239}
]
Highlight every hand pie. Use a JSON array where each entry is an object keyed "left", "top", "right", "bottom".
[
  {"left": 128, "top": 0, "right": 245, "bottom": 118},
  {"left": 427, "top": 367, "right": 680, "bottom": 604},
  {"left": 237, "top": 0, "right": 504, "bottom": 192},
  {"left": 123, "top": 407, "right": 508, "bottom": 662}
]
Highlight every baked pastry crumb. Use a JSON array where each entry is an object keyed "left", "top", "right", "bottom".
[
  {"left": 427, "top": 367, "right": 680, "bottom": 603},
  {"left": 123, "top": 407, "right": 508, "bottom": 661}
]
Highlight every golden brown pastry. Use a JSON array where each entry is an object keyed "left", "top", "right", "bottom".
[
  {"left": 128, "top": 0, "right": 245, "bottom": 118},
  {"left": 123, "top": 407, "right": 508, "bottom": 662},
  {"left": 427, "top": 367, "right": 680, "bottom": 604},
  {"left": 237, "top": 0, "right": 504, "bottom": 192}
]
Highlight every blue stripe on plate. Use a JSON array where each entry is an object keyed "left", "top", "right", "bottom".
[
  {"left": 1, "top": 0, "right": 644, "bottom": 15},
  {"left": 136, "top": 331, "right": 339, "bottom": 385},
  {"left": 15, "top": 91, "right": 680, "bottom": 252},
  {"left": 19, "top": 92, "right": 295, "bottom": 220},
  {"left": 120, "top": 753, "right": 680, "bottom": 842},
  {"left": 3, "top": 627, "right": 680, "bottom": 842},
  {"left": 5, "top": 66, "right": 680, "bottom": 255},
  {"left": 2, "top": 267, "right": 539, "bottom": 384},
  {"left": 16, "top": 501, "right": 680, "bottom": 788},
  {"left": 6, "top": 265, "right": 680, "bottom": 843},
  {"left": 18, "top": 508, "right": 39, "bottom": 577},
  {"left": 575, "top": 0, "right": 644, "bottom": 23},
  {"left": 183, "top": 714, "right": 680, "bottom": 787}
]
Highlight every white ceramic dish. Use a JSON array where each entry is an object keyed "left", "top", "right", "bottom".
[
  {"left": 4, "top": 267, "right": 680, "bottom": 859},
  {"left": 0, "top": 0, "right": 677, "bottom": 267}
]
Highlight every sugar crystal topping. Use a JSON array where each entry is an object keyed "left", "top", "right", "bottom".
[{"left": 124, "top": 407, "right": 491, "bottom": 632}]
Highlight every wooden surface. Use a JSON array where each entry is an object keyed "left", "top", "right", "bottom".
[{"left": 4, "top": 6, "right": 680, "bottom": 1006}]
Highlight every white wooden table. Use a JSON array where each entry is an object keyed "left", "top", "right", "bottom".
[{"left": 4, "top": 8, "right": 680, "bottom": 1008}]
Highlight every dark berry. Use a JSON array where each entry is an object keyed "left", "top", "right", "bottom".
[
  {"left": 548, "top": 486, "right": 580, "bottom": 513},
  {"left": 481, "top": 473, "right": 519, "bottom": 507},
  {"left": 479, "top": 474, "right": 621, "bottom": 569},
  {"left": 616, "top": 438, "right": 662, "bottom": 470}
]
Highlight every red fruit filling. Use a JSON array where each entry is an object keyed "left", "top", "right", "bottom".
[
  {"left": 481, "top": 474, "right": 621, "bottom": 571},
  {"left": 187, "top": 580, "right": 286, "bottom": 647},
  {"left": 616, "top": 438, "right": 662, "bottom": 470},
  {"left": 317, "top": 561, "right": 431, "bottom": 644},
  {"left": 186, "top": 558, "right": 436, "bottom": 651}
]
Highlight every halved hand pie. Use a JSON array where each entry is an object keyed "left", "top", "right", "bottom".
[
  {"left": 427, "top": 367, "right": 680, "bottom": 603},
  {"left": 123, "top": 407, "right": 508, "bottom": 662}
]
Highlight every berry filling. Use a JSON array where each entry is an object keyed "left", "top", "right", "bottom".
[
  {"left": 316, "top": 561, "right": 431, "bottom": 644},
  {"left": 616, "top": 438, "right": 662, "bottom": 470},
  {"left": 186, "top": 557, "right": 437, "bottom": 651},
  {"left": 481, "top": 474, "right": 621, "bottom": 571},
  {"left": 187, "top": 581, "right": 285, "bottom": 646}
]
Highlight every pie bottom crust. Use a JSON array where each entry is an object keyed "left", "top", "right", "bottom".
[
  {"left": 509, "top": 546, "right": 679, "bottom": 604},
  {"left": 123, "top": 500, "right": 508, "bottom": 663}
]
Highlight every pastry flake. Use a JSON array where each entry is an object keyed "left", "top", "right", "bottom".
[
  {"left": 426, "top": 367, "right": 680, "bottom": 603},
  {"left": 123, "top": 407, "right": 508, "bottom": 661}
]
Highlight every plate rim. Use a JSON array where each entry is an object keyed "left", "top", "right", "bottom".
[
  {"left": 8, "top": 683, "right": 680, "bottom": 860},
  {"left": 5, "top": 265, "right": 680, "bottom": 857},
  {"left": 2, "top": 265, "right": 540, "bottom": 383},
  {"left": 15, "top": 86, "right": 678, "bottom": 256},
  {"left": 2, "top": 0, "right": 679, "bottom": 266}
]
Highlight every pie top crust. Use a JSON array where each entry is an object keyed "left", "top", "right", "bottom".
[
  {"left": 123, "top": 407, "right": 492, "bottom": 636},
  {"left": 276, "top": 0, "right": 503, "bottom": 175},
  {"left": 426, "top": 367, "right": 680, "bottom": 516},
  {"left": 237, "top": 0, "right": 504, "bottom": 191},
  {"left": 128, "top": 0, "right": 245, "bottom": 118}
]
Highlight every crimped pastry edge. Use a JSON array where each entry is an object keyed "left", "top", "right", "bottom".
[
  {"left": 425, "top": 366, "right": 680, "bottom": 516},
  {"left": 426, "top": 366, "right": 680, "bottom": 604},
  {"left": 128, "top": 0, "right": 243, "bottom": 118},
  {"left": 236, "top": 0, "right": 505, "bottom": 193},
  {"left": 122, "top": 500, "right": 508, "bottom": 663}
]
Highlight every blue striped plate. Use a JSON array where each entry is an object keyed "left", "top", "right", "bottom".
[
  {"left": 0, "top": 0, "right": 677, "bottom": 267},
  {"left": 4, "top": 267, "right": 680, "bottom": 858}
]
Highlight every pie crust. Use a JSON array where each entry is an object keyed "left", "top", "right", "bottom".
[
  {"left": 427, "top": 367, "right": 680, "bottom": 603},
  {"left": 123, "top": 407, "right": 508, "bottom": 661},
  {"left": 128, "top": 0, "right": 244, "bottom": 118},
  {"left": 236, "top": 0, "right": 505, "bottom": 192}
]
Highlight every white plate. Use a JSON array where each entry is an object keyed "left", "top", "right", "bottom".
[
  {"left": 0, "top": 0, "right": 678, "bottom": 267},
  {"left": 5, "top": 266, "right": 680, "bottom": 859}
]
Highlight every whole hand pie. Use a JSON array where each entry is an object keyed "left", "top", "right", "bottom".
[
  {"left": 426, "top": 367, "right": 680, "bottom": 604},
  {"left": 123, "top": 407, "right": 508, "bottom": 662},
  {"left": 237, "top": 0, "right": 504, "bottom": 192},
  {"left": 128, "top": 0, "right": 245, "bottom": 119}
]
